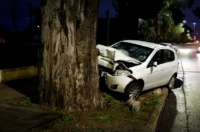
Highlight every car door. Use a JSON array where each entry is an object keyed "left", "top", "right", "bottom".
[
  {"left": 144, "top": 50, "right": 166, "bottom": 90},
  {"left": 161, "top": 49, "right": 177, "bottom": 84}
]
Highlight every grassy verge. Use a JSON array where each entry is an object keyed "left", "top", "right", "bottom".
[{"left": 28, "top": 90, "right": 162, "bottom": 132}]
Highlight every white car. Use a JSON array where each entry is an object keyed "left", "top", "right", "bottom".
[
  {"left": 97, "top": 40, "right": 179, "bottom": 100},
  {"left": 160, "top": 42, "right": 173, "bottom": 48},
  {"left": 160, "top": 42, "right": 178, "bottom": 52}
]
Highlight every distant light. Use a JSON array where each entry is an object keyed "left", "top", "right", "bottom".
[
  {"left": 183, "top": 20, "right": 186, "bottom": 23},
  {"left": 37, "top": 25, "right": 40, "bottom": 28}
]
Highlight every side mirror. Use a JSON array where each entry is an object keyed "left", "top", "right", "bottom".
[
  {"left": 153, "top": 61, "right": 157, "bottom": 67},
  {"left": 147, "top": 61, "right": 157, "bottom": 68}
]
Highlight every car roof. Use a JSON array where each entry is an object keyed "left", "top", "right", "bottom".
[
  {"left": 160, "top": 43, "right": 172, "bottom": 45},
  {"left": 116, "top": 40, "right": 164, "bottom": 49}
]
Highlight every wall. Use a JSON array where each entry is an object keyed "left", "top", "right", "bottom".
[{"left": 0, "top": 66, "right": 38, "bottom": 82}]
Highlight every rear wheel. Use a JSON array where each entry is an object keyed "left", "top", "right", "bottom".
[
  {"left": 124, "top": 82, "right": 142, "bottom": 100},
  {"left": 167, "top": 75, "right": 176, "bottom": 90}
]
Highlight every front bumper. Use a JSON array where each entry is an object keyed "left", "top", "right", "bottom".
[{"left": 103, "top": 73, "right": 133, "bottom": 93}]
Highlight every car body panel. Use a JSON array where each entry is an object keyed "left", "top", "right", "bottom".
[
  {"left": 97, "top": 40, "right": 178, "bottom": 96},
  {"left": 106, "top": 73, "right": 133, "bottom": 93}
]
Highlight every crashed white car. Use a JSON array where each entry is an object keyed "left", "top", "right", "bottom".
[{"left": 97, "top": 40, "right": 178, "bottom": 100}]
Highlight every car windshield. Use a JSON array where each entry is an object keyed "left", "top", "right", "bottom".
[{"left": 111, "top": 42, "right": 153, "bottom": 62}]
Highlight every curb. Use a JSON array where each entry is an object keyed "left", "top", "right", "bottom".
[
  {"left": 0, "top": 66, "right": 38, "bottom": 82},
  {"left": 145, "top": 87, "right": 169, "bottom": 132}
]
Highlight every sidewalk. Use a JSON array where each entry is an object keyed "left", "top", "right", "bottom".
[
  {"left": 0, "top": 77, "right": 61, "bottom": 132},
  {"left": 0, "top": 77, "right": 169, "bottom": 132}
]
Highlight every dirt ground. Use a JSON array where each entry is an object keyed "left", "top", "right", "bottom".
[
  {"left": 35, "top": 89, "right": 165, "bottom": 132},
  {"left": 3, "top": 77, "right": 167, "bottom": 132}
]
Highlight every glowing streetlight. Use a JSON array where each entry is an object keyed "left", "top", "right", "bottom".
[
  {"left": 193, "top": 22, "right": 196, "bottom": 33},
  {"left": 193, "top": 22, "right": 196, "bottom": 39},
  {"left": 183, "top": 20, "right": 186, "bottom": 24}
]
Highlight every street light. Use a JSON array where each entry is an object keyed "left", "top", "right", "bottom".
[
  {"left": 193, "top": 22, "right": 196, "bottom": 39},
  {"left": 193, "top": 22, "right": 196, "bottom": 33}
]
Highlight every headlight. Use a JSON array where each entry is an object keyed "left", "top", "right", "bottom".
[{"left": 113, "top": 70, "right": 132, "bottom": 76}]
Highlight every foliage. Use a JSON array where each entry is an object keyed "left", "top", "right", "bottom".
[
  {"left": 61, "top": 112, "right": 75, "bottom": 124},
  {"left": 168, "top": 23, "right": 185, "bottom": 42},
  {"left": 110, "top": 0, "right": 192, "bottom": 43},
  {"left": 102, "top": 92, "right": 117, "bottom": 108},
  {"left": 20, "top": 97, "right": 32, "bottom": 106},
  {"left": 139, "top": 19, "right": 156, "bottom": 42},
  {"left": 38, "top": 90, "right": 162, "bottom": 132},
  {"left": 134, "top": 93, "right": 161, "bottom": 121},
  {"left": 137, "top": 0, "right": 187, "bottom": 43},
  {"left": 156, "top": 1, "right": 174, "bottom": 39},
  {"left": 92, "top": 113, "right": 121, "bottom": 123},
  {"left": 111, "top": 0, "right": 165, "bottom": 39}
]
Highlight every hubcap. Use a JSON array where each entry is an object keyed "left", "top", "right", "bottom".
[
  {"left": 129, "top": 85, "right": 140, "bottom": 99},
  {"left": 169, "top": 77, "right": 175, "bottom": 89}
]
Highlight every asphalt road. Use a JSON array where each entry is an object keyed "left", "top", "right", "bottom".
[{"left": 157, "top": 43, "right": 200, "bottom": 132}]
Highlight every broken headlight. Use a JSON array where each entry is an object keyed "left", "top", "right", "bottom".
[
  {"left": 113, "top": 70, "right": 132, "bottom": 76},
  {"left": 113, "top": 62, "right": 133, "bottom": 76}
]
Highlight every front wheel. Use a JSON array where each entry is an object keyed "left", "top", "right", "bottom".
[
  {"left": 167, "top": 75, "right": 176, "bottom": 90},
  {"left": 124, "top": 82, "right": 142, "bottom": 100}
]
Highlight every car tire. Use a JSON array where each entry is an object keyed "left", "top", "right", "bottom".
[
  {"left": 167, "top": 75, "right": 176, "bottom": 90},
  {"left": 124, "top": 82, "right": 142, "bottom": 100}
]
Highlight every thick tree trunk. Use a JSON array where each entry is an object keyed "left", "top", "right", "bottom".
[{"left": 39, "top": 0, "right": 103, "bottom": 111}]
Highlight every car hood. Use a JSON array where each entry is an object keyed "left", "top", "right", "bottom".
[{"left": 96, "top": 44, "right": 141, "bottom": 64}]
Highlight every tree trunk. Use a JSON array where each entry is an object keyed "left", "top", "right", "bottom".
[{"left": 39, "top": 0, "right": 103, "bottom": 111}]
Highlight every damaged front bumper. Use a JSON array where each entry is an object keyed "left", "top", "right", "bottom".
[{"left": 101, "top": 72, "right": 134, "bottom": 93}]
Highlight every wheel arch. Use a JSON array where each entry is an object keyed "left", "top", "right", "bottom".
[
  {"left": 124, "top": 79, "right": 144, "bottom": 92},
  {"left": 172, "top": 72, "right": 178, "bottom": 79}
]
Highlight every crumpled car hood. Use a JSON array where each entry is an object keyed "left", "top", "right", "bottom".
[{"left": 96, "top": 44, "right": 141, "bottom": 64}]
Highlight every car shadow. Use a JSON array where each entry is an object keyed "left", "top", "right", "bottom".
[
  {"left": 174, "top": 78, "right": 183, "bottom": 89},
  {"left": 156, "top": 91, "right": 177, "bottom": 132}
]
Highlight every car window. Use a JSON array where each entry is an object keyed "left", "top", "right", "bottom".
[
  {"left": 149, "top": 49, "right": 175, "bottom": 66},
  {"left": 148, "top": 50, "right": 165, "bottom": 67},
  {"left": 154, "top": 50, "right": 165, "bottom": 64},
  {"left": 111, "top": 42, "right": 153, "bottom": 62},
  {"left": 163, "top": 50, "right": 175, "bottom": 62}
]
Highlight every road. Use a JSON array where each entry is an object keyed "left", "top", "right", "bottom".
[{"left": 157, "top": 43, "right": 200, "bottom": 132}]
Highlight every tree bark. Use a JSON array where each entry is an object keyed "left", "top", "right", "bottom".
[{"left": 39, "top": 0, "right": 103, "bottom": 111}]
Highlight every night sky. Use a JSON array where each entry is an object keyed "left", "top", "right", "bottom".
[
  {"left": 0, "top": 0, "right": 40, "bottom": 31},
  {"left": 181, "top": 0, "right": 200, "bottom": 34},
  {"left": 0, "top": 0, "right": 200, "bottom": 34}
]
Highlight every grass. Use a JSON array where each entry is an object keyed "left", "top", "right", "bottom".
[
  {"left": 33, "top": 91, "right": 162, "bottom": 132},
  {"left": 15, "top": 79, "right": 162, "bottom": 132},
  {"left": 19, "top": 97, "right": 32, "bottom": 106},
  {"left": 61, "top": 112, "right": 75, "bottom": 124}
]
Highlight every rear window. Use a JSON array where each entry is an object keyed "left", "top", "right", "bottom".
[{"left": 164, "top": 50, "right": 175, "bottom": 62}]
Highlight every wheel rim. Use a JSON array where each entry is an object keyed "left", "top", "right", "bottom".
[
  {"left": 129, "top": 85, "right": 140, "bottom": 99},
  {"left": 169, "top": 77, "right": 175, "bottom": 89}
]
